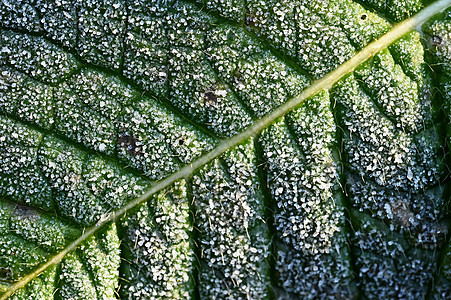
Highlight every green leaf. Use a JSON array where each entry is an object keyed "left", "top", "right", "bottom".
[
  {"left": 0, "top": 0, "right": 450, "bottom": 299},
  {"left": 422, "top": 7, "right": 451, "bottom": 298}
]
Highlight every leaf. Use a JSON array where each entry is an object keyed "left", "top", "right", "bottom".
[
  {"left": 0, "top": 0, "right": 450, "bottom": 299},
  {"left": 422, "top": 8, "right": 451, "bottom": 298}
]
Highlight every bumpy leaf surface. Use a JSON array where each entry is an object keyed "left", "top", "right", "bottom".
[{"left": 0, "top": 0, "right": 450, "bottom": 299}]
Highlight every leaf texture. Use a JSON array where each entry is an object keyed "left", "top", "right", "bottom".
[
  {"left": 0, "top": 0, "right": 450, "bottom": 299},
  {"left": 423, "top": 7, "right": 451, "bottom": 298}
]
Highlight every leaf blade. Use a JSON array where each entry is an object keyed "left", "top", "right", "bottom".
[{"left": 2, "top": 0, "right": 450, "bottom": 298}]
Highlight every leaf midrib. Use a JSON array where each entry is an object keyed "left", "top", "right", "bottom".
[{"left": 2, "top": 0, "right": 450, "bottom": 298}]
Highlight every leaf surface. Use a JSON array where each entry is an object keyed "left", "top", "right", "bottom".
[{"left": 0, "top": 0, "right": 450, "bottom": 299}]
